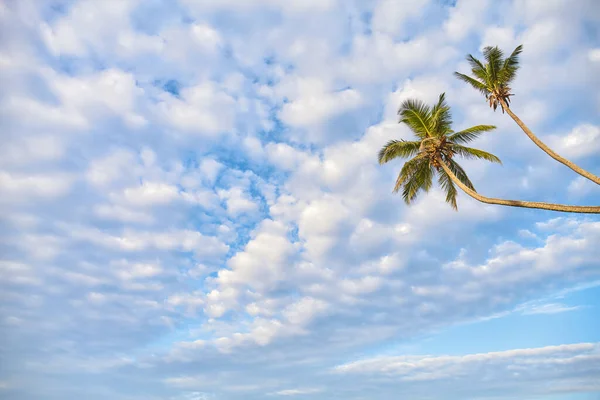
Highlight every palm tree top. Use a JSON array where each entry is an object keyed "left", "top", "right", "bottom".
[
  {"left": 454, "top": 44, "right": 523, "bottom": 112},
  {"left": 378, "top": 93, "right": 500, "bottom": 210}
]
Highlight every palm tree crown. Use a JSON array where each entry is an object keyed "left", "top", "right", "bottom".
[
  {"left": 454, "top": 44, "right": 523, "bottom": 112},
  {"left": 378, "top": 93, "right": 500, "bottom": 210}
]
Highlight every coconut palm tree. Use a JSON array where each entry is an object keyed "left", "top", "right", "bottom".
[
  {"left": 454, "top": 45, "right": 600, "bottom": 185},
  {"left": 378, "top": 93, "right": 600, "bottom": 213}
]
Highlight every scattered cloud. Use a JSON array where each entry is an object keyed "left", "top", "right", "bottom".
[
  {"left": 548, "top": 124, "right": 600, "bottom": 159},
  {"left": 519, "top": 303, "right": 583, "bottom": 315},
  {"left": 272, "top": 388, "right": 322, "bottom": 396}
]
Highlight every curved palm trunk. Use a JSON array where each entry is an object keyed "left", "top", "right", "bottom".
[
  {"left": 439, "top": 160, "right": 600, "bottom": 214},
  {"left": 500, "top": 99, "right": 600, "bottom": 185}
]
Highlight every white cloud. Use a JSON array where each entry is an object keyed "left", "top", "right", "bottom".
[
  {"left": 199, "top": 158, "right": 224, "bottom": 185},
  {"left": 158, "top": 23, "right": 223, "bottom": 60},
  {"left": 157, "top": 82, "right": 238, "bottom": 136},
  {"left": 568, "top": 176, "right": 597, "bottom": 198},
  {"left": 340, "top": 34, "right": 455, "bottom": 85},
  {"left": 0, "top": 135, "right": 64, "bottom": 166},
  {"left": 272, "top": 388, "right": 322, "bottom": 396},
  {"left": 278, "top": 77, "right": 363, "bottom": 127},
  {"left": 265, "top": 143, "right": 312, "bottom": 171},
  {"left": 334, "top": 342, "right": 600, "bottom": 381},
  {"left": 93, "top": 204, "right": 154, "bottom": 224},
  {"left": 42, "top": 68, "right": 147, "bottom": 128},
  {"left": 520, "top": 302, "right": 583, "bottom": 315},
  {"left": 86, "top": 149, "right": 137, "bottom": 187},
  {"left": 444, "top": 0, "right": 491, "bottom": 42},
  {"left": 167, "top": 291, "right": 205, "bottom": 313},
  {"left": 112, "top": 260, "right": 163, "bottom": 280},
  {"left": 218, "top": 187, "right": 259, "bottom": 216},
  {"left": 298, "top": 196, "right": 352, "bottom": 237},
  {"left": 217, "top": 220, "right": 295, "bottom": 293},
  {"left": 0, "top": 261, "right": 41, "bottom": 286},
  {"left": 371, "top": 0, "right": 430, "bottom": 37},
  {"left": 1, "top": 96, "right": 89, "bottom": 130},
  {"left": 480, "top": 26, "right": 517, "bottom": 51},
  {"left": 164, "top": 375, "right": 212, "bottom": 390},
  {"left": 282, "top": 297, "right": 329, "bottom": 326},
  {"left": 181, "top": 0, "right": 337, "bottom": 14},
  {"left": 0, "top": 171, "right": 72, "bottom": 201},
  {"left": 65, "top": 225, "right": 229, "bottom": 257},
  {"left": 40, "top": 0, "right": 161, "bottom": 58},
  {"left": 11, "top": 234, "right": 64, "bottom": 261},
  {"left": 339, "top": 276, "right": 383, "bottom": 296},
  {"left": 122, "top": 182, "right": 180, "bottom": 206},
  {"left": 548, "top": 124, "right": 600, "bottom": 159},
  {"left": 521, "top": 18, "right": 574, "bottom": 58},
  {"left": 384, "top": 77, "right": 451, "bottom": 121}
]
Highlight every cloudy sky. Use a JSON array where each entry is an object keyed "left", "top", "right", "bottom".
[{"left": 1, "top": 0, "right": 600, "bottom": 399}]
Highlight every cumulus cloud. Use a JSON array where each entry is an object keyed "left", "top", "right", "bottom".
[
  {"left": 0, "top": 135, "right": 65, "bottom": 166},
  {"left": 0, "top": 171, "right": 73, "bottom": 201},
  {"left": 121, "top": 182, "right": 180, "bottom": 206},
  {"left": 278, "top": 81, "right": 363, "bottom": 128},
  {"left": 156, "top": 82, "right": 238, "bottom": 136},
  {"left": 548, "top": 124, "right": 600, "bottom": 159}
]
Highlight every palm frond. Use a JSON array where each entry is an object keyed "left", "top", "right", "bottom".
[
  {"left": 401, "top": 160, "right": 434, "bottom": 204},
  {"left": 398, "top": 99, "right": 432, "bottom": 139},
  {"left": 454, "top": 72, "right": 489, "bottom": 96},
  {"left": 447, "top": 159, "right": 476, "bottom": 192},
  {"left": 382, "top": 93, "right": 502, "bottom": 210},
  {"left": 430, "top": 93, "right": 453, "bottom": 136},
  {"left": 393, "top": 154, "right": 427, "bottom": 193},
  {"left": 378, "top": 140, "right": 421, "bottom": 164},
  {"left": 466, "top": 54, "right": 488, "bottom": 83},
  {"left": 499, "top": 44, "right": 523, "bottom": 83},
  {"left": 437, "top": 166, "right": 458, "bottom": 210},
  {"left": 448, "top": 125, "right": 496, "bottom": 144},
  {"left": 483, "top": 46, "right": 504, "bottom": 84},
  {"left": 451, "top": 144, "right": 502, "bottom": 164}
]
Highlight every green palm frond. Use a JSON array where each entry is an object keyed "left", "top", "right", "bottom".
[
  {"left": 448, "top": 125, "right": 496, "bottom": 144},
  {"left": 437, "top": 166, "right": 459, "bottom": 210},
  {"left": 398, "top": 99, "right": 432, "bottom": 139},
  {"left": 447, "top": 158, "right": 476, "bottom": 191},
  {"left": 451, "top": 144, "right": 502, "bottom": 164},
  {"left": 430, "top": 93, "right": 452, "bottom": 136},
  {"left": 499, "top": 44, "right": 523, "bottom": 83},
  {"left": 380, "top": 93, "right": 502, "bottom": 211},
  {"left": 466, "top": 54, "right": 488, "bottom": 83},
  {"left": 456, "top": 45, "right": 523, "bottom": 112},
  {"left": 393, "top": 154, "right": 427, "bottom": 193},
  {"left": 401, "top": 160, "right": 434, "bottom": 204},
  {"left": 483, "top": 46, "right": 504, "bottom": 84},
  {"left": 378, "top": 140, "right": 421, "bottom": 164},
  {"left": 454, "top": 72, "right": 489, "bottom": 96}
]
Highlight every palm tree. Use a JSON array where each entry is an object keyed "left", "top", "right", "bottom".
[
  {"left": 454, "top": 45, "right": 600, "bottom": 185},
  {"left": 378, "top": 93, "right": 600, "bottom": 214}
]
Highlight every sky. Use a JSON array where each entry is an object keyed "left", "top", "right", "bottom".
[{"left": 1, "top": 0, "right": 600, "bottom": 399}]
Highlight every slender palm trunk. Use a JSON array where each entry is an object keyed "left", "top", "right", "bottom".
[
  {"left": 500, "top": 100, "right": 600, "bottom": 185},
  {"left": 439, "top": 160, "right": 600, "bottom": 214}
]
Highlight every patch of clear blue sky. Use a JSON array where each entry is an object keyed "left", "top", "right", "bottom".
[
  {"left": 527, "top": 395, "right": 600, "bottom": 400},
  {"left": 364, "top": 283, "right": 600, "bottom": 358},
  {"left": 130, "top": 0, "right": 189, "bottom": 35}
]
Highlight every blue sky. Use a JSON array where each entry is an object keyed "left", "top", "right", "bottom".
[{"left": 1, "top": 0, "right": 600, "bottom": 399}]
